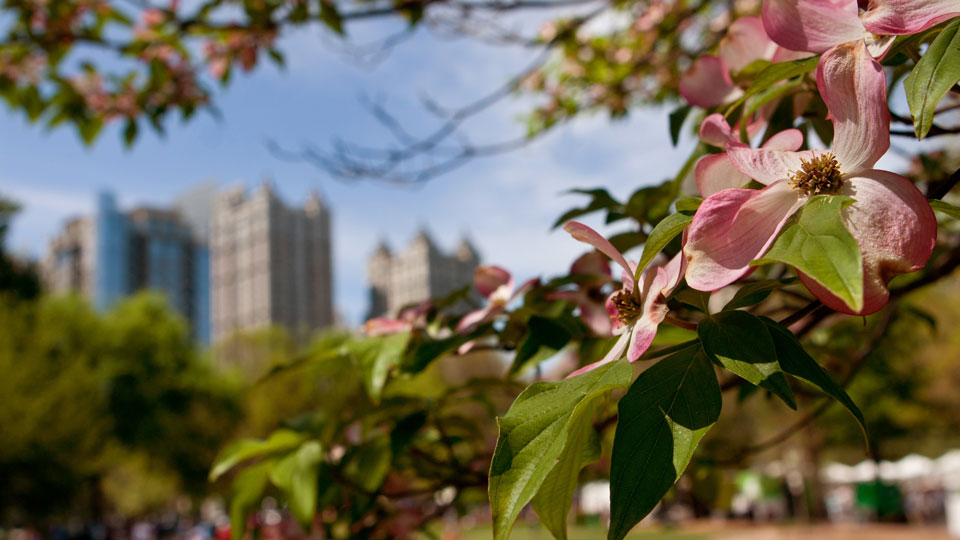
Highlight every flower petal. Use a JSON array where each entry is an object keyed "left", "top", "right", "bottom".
[
  {"left": 862, "top": 0, "right": 960, "bottom": 36},
  {"left": 563, "top": 221, "right": 632, "bottom": 277},
  {"left": 625, "top": 258, "right": 682, "bottom": 362},
  {"left": 726, "top": 142, "right": 811, "bottom": 185},
  {"left": 762, "top": 128, "right": 805, "bottom": 151},
  {"left": 685, "top": 181, "right": 803, "bottom": 291},
  {"left": 365, "top": 318, "right": 411, "bottom": 337},
  {"left": 509, "top": 278, "right": 541, "bottom": 303},
  {"left": 571, "top": 251, "right": 612, "bottom": 279},
  {"left": 762, "top": 0, "right": 869, "bottom": 53},
  {"left": 718, "top": 16, "right": 779, "bottom": 71},
  {"left": 566, "top": 332, "right": 630, "bottom": 378},
  {"left": 696, "top": 154, "right": 751, "bottom": 198},
  {"left": 474, "top": 265, "right": 512, "bottom": 298},
  {"left": 804, "top": 169, "right": 937, "bottom": 315},
  {"left": 679, "top": 56, "right": 743, "bottom": 108},
  {"left": 456, "top": 304, "right": 503, "bottom": 333},
  {"left": 699, "top": 113, "right": 736, "bottom": 147},
  {"left": 581, "top": 299, "right": 614, "bottom": 337},
  {"left": 817, "top": 41, "right": 890, "bottom": 174}
]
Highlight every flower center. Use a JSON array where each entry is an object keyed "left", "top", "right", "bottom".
[
  {"left": 611, "top": 290, "right": 642, "bottom": 325},
  {"left": 790, "top": 152, "right": 844, "bottom": 196}
]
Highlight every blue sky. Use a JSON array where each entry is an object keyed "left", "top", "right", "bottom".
[{"left": 2, "top": 16, "right": 709, "bottom": 324}]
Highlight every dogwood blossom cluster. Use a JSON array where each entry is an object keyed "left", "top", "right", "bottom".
[{"left": 558, "top": 0, "right": 948, "bottom": 374}]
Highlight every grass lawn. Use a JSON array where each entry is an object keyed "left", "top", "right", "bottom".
[{"left": 458, "top": 524, "right": 707, "bottom": 540}]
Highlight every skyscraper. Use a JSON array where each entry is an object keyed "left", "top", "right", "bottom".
[
  {"left": 366, "top": 229, "right": 479, "bottom": 320},
  {"left": 210, "top": 183, "right": 334, "bottom": 342},
  {"left": 42, "top": 191, "right": 211, "bottom": 342}
]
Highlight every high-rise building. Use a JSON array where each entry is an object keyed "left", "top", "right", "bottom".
[
  {"left": 366, "top": 229, "right": 479, "bottom": 319},
  {"left": 42, "top": 191, "right": 211, "bottom": 342},
  {"left": 211, "top": 183, "right": 334, "bottom": 342}
]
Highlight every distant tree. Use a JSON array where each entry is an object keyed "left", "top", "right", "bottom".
[
  {"left": 0, "top": 293, "right": 240, "bottom": 523},
  {"left": 0, "top": 196, "right": 40, "bottom": 300}
]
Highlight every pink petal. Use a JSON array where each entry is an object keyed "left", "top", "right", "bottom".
[
  {"left": 679, "top": 56, "right": 743, "bottom": 108},
  {"left": 865, "top": 34, "right": 897, "bottom": 59},
  {"left": 762, "top": 128, "right": 805, "bottom": 151},
  {"left": 474, "top": 265, "right": 512, "bottom": 298},
  {"left": 699, "top": 113, "right": 736, "bottom": 147},
  {"left": 581, "top": 301, "right": 613, "bottom": 337},
  {"left": 684, "top": 181, "right": 803, "bottom": 291},
  {"left": 547, "top": 289, "right": 613, "bottom": 336},
  {"left": 696, "top": 154, "right": 750, "bottom": 198},
  {"left": 762, "top": 0, "right": 869, "bottom": 54},
  {"left": 726, "top": 142, "right": 811, "bottom": 185},
  {"left": 862, "top": 0, "right": 960, "bottom": 36},
  {"left": 364, "top": 318, "right": 411, "bottom": 337},
  {"left": 566, "top": 332, "right": 630, "bottom": 378},
  {"left": 563, "top": 221, "right": 632, "bottom": 277},
  {"left": 659, "top": 251, "right": 687, "bottom": 296},
  {"left": 397, "top": 299, "right": 433, "bottom": 323},
  {"left": 817, "top": 41, "right": 890, "bottom": 174},
  {"left": 456, "top": 304, "right": 503, "bottom": 333},
  {"left": 624, "top": 257, "right": 685, "bottom": 363},
  {"left": 718, "top": 16, "right": 779, "bottom": 71},
  {"left": 772, "top": 47, "right": 815, "bottom": 63},
  {"left": 509, "top": 278, "right": 541, "bottom": 303},
  {"left": 805, "top": 169, "right": 936, "bottom": 315},
  {"left": 570, "top": 251, "right": 611, "bottom": 278},
  {"left": 457, "top": 340, "right": 478, "bottom": 355}
]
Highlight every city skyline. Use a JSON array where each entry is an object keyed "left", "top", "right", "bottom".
[
  {"left": 0, "top": 19, "right": 703, "bottom": 326},
  {"left": 33, "top": 181, "right": 492, "bottom": 333}
]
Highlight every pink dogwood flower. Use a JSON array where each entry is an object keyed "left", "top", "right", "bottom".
[
  {"left": 364, "top": 299, "right": 433, "bottom": 336},
  {"left": 679, "top": 16, "right": 807, "bottom": 108},
  {"left": 760, "top": 0, "right": 951, "bottom": 57},
  {"left": 563, "top": 222, "right": 685, "bottom": 377},
  {"left": 547, "top": 251, "right": 614, "bottom": 336},
  {"left": 861, "top": 0, "right": 960, "bottom": 36},
  {"left": 456, "top": 265, "right": 538, "bottom": 333},
  {"left": 684, "top": 41, "right": 936, "bottom": 315},
  {"left": 696, "top": 113, "right": 806, "bottom": 197}
]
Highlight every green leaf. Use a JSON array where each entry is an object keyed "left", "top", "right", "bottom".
[
  {"left": 673, "top": 287, "right": 711, "bottom": 313},
  {"left": 210, "top": 429, "right": 305, "bottom": 481},
  {"left": 404, "top": 331, "right": 477, "bottom": 373},
  {"left": 905, "top": 19, "right": 960, "bottom": 139},
  {"left": 739, "top": 76, "right": 804, "bottom": 142},
  {"left": 698, "top": 311, "right": 796, "bottom": 409},
  {"left": 723, "top": 278, "right": 798, "bottom": 311},
  {"left": 511, "top": 316, "right": 574, "bottom": 375},
  {"left": 675, "top": 197, "right": 702, "bottom": 213},
  {"left": 753, "top": 195, "right": 863, "bottom": 313},
  {"left": 608, "top": 345, "right": 720, "bottom": 540},
  {"left": 745, "top": 55, "right": 820, "bottom": 101},
  {"left": 230, "top": 460, "right": 272, "bottom": 540},
  {"left": 343, "top": 435, "right": 392, "bottom": 493},
  {"left": 668, "top": 105, "right": 692, "bottom": 146},
  {"left": 634, "top": 212, "right": 692, "bottom": 282},
  {"left": 269, "top": 441, "right": 324, "bottom": 526},
  {"left": 531, "top": 400, "right": 603, "bottom": 540},
  {"left": 725, "top": 55, "right": 819, "bottom": 116},
  {"left": 760, "top": 317, "right": 867, "bottom": 443},
  {"left": 319, "top": 1, "right": 344, "bottom": 34},
  {"left": 348, "top": 332, "right": 410, "bottom": 403},
  {"left": 122, "top": 120, "right": 138, "bottom": 147},
  {"left": 930, "top": 199, "right": 960, "bottom": 219},
  {"left": 489, "top": 360, "right": 632, "bottom": 540}
]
